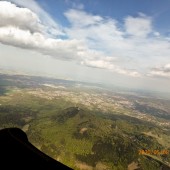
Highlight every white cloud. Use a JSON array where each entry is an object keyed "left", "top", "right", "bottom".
[
  {"left": 8, "top": 0, "right": 64, "bottom": 36},
  {"left": 0, "top": 2, "right": 140, "bottom": 77},
  {"left": 81, "top": 59, "right": 141, "bottom": 77},
  {"left": 149, "top": 64, "right": 170, "bottom": 78},
  {"left": 64, "top": 8, "right": 126, "bottom": 59},
  {"left": 0, "top": 1, "right": 43, "bottom": 33},
  {"left": 81, "top": 59, "right": 114, "bottom": 70},
  {"left": 114, "top": 68, "right": 141, "bottom": 77},
  {"left": 64, "top": 9, "right": 170, "bottom": 79},
  {"left": 0, "top": 1, "right": 85, "bottom": 60},
  {"left": 64, "top": 9, "right": 122, "bottom": 41},
  {"left": 64, "top": 9, "right": 165, "bottom": 62},
  {"left": 0, "top": 26, "right": 83, "bottom": 60},
  {"left": 1, "top": 1, "right": 170, "bottom": 80},
  {"left": 124, "top": 14, "right": 152, "bottom": 37},
  {"left": 64, "top": 9, "right": 103, "bottom": 28}
]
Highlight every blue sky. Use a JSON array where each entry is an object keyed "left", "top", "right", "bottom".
[
  {"left": 41, "top": 0, "right": 170, "bottom": 34},
  {"left": 0, "top": 0, "right": 170, "bottom": 92}
]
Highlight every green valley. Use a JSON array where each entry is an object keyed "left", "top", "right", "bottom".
[{"left": 0, "top": 74, "right": 170, "bottom": 170}]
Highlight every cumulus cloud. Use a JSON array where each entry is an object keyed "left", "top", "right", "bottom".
[
  {"left": 0, "top": 1, "right": 43, "bottom": 33},
  {"left": 1, "top": 1, "right": 170, "bottom": 79},
  {"left": 9, "top": 0, "right": 64, "bottom": 36},
  {"left": 0, "top": 2, "right": 140, "bottom": 77},
  {"left": 79, "top": 50, "right": 141, "bottom": 77},
  {"left": 0, "top": 26, "right": 84, "bottom": 60},
  {"left": 81, "top": 59, "right": 141, "bottom": 77},
  {"left": 64, "top": 9, "right": 170, "bottom": 78},
  {"left": 81, "top": 59, "right": 114, "bottom": 70},
  {"left": 64, "top": 9, "right": 161, "bottom": 60},
  {"left": 64, "top": 9, "right": 123, "bottom": 52},
  {"left": 0, "top": 1, "right": 85, "bottom": 60},
  {"left": 124, "top": 14, "right": 152, "bottom": 37},
  {"left": 149, "top": 64, "right": 170, "bottom": 78},
  {"left": 64, "top": 9, "right": 103, "bottom": 27}
]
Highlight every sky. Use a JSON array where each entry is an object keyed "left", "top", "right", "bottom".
[{"left": 0, "top": 0, "right": 170, "bottom": 92}]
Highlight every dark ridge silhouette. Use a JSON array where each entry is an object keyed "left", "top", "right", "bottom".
[{"left": 0, "top": 128, "right": 73, "bottom": 170}]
